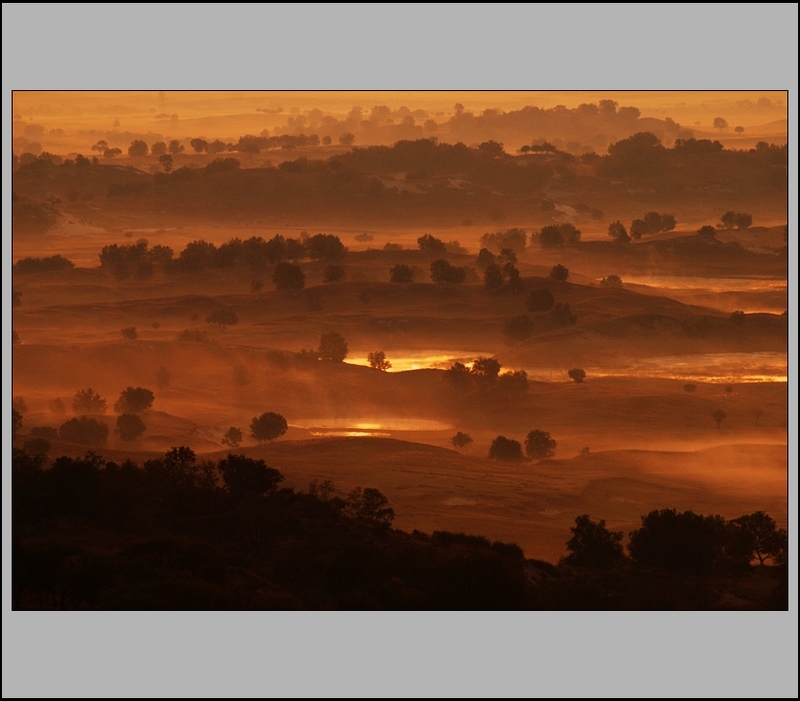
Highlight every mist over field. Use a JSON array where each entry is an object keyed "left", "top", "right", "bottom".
[{"left": 11, "top": 91, "right": 788, "bottom": 610}]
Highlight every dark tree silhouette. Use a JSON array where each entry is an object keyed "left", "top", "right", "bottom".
[
  {"left": 339, "top": 132, "right": 355, "bottom": 146},
  {"left": 128, "top": 140, "right": 148, "bottom": 157},
  {"left": 713, "top": 117, "right": 728, "bottom": 130},
  {"left": 417, "top": 234, "right": 447, "bottom": 254},
  {"left": 483, "top": 263, "right": 505, "bottom": 291},
  {"left": 150, "top": 141, "right": 167, "bottom": 156},
  {"left": 549, "top": 264, "right": 569, "bottom": 282},
  {"left": 23, "top": 437, "right": 51, "bottom": 456},
  {"left": 451, "top": 432, "right": 473, "bottom": 450},
  {"left": 158, "top": 154, "right": 174, "bottom": 173},
  {"left": 698, "top": 225, "right": 717, "bottom": 238},
  {"left": 608, "top": 221, "right": 630, "bottom": 243},
  {"left": 389, "top": 264, "right": 414, "bottom": 283},
  {"left": 568, "top": 368, "right": 586, "bottom": 384},
  {"left": 628, "top": 508, "right": 725, "bottom": 574},
  {"left": 368, "top": 351, "right": 391, "bottom": 371},
  {"left": 218, "top": 454, "right": 284, "bottom": 498},
  {"left": 526, "top": 288, "right": 555, "bottom": 312},
  {"left": 221, "top": 427, "right": 243, "bottom": 448},
  {"left": 114, "top": 387, "right": 154, "bottom": 414},
  {"left": 306, "top": 234, "right": 346, "bottom": 261},
  {"left": 206, "top": 308, "right": 239, "bottom": 329},
  {"left": 190, "top": 138, "right": 208, "bottom": 153},
  {"left": 273, "top": 262, "right": 305, "bottom": 290},
  {"left": 13, "top": 409, "right": 23, "bottom": 438},
  {"left": 525, "top": 430, "right": 556, "bottom": 459},
  {"left": 344, "top": 487, "right": 394, "bottom": 525},
  {"left": 489, "top": 436, "right": 524, "bottom": 461},
  {"left": 249, "top": 412, "right": 288, "bottom": 443},
  {"left": 712, "top": 409, "right": 727, "bottom": 429},
  {"left": 600, "top": 275, "right": 622, "bottom": 288},
  {"left": 563, "top": 515, "right": 624, "bottom": 568},
  {"left": 734, "top": 126, "right": 744, "bottom": 135},
  {"left": 318, "top": 332, "right": 348, "bottom": 362},
  {"left": 168, "top": 139, "right": 185, "bottom": 155},
  {"left": 73, "top": 389, "right": 107, "bottom": 414},
  {"left": 720, "top": 211, "right": 752, "bottom": 230},
  {"left": 59, "top": 417, "right": 109, "bottom": 446},
  {"left": 323, "top": 264, "right": 345, "bottom": 283},
  {"left": 115, "top": 414, "right": 146, "bottom": 441},
  {"left": 476, "top": 248, "right": 496, "bottom": 269},
  {"left": 683, "top": 383, "right": 697, "bottom": 392},
  {"left": 732, "top": 512, "right": 785, "bottom": 565},
  {"left": 121, "top": 327, "right": 137, "bottom": 340},
  {"left": 430, "top": 259, "right": 466, "bottom": 284}
]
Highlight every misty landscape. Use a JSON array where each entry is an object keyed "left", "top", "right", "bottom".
[{"left": 11, "top": 91, "right": 788, "bottom": 610}]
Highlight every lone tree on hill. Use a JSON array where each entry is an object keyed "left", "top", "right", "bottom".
[
  {"left": 568, "top": 368, "right": 586, "bottom": 384},
  {"left": 698, "top": 225, "right": 717, "bottom": 238},
  {"left": 115, "top": 413, "right": 146, "bottom": 441},
  {"left": 712, "top": 409, "right": 727, "bottom": 429},
  {"left": 713, "top": 117, "right": 728, "bottom": 130},
  {"left": 608, "top": 220, "right": 630, "bottom": 243},
  {"left": 250, "top": 412, "right": 288, "bottom": 443},
  {"left": 73, "top": 388, "right": 107, "bottom": 414},
  {"left": 732, "top": 511, "right": 786, "bottom": 566},
  {"left": 720, "top": 211, "right": 753, "bottom": 230},
  {"left": 489, "top": 436, "right": 524, "bottom": 461},
  {"left": 128, "top": 140, "right": 148, "bottom": 157},
  {"left": 451, "top": 432, "right": 473, "bottom": 450},
  {"left": 368, "top": 351, "right": 391, "bottom": 371},
  {"left": 390, "top": 264, "right": 414, "bottom": 283},
  {"left": 207, "top": 308, "right": 239, "bottom": 329},
  {"left": 221, "top": 426, "right": 243, "bottom": 448},
  {"left": 549, "top": 264, "right": 569, "bottom": 282},
  {"left": 563, "top": 514, "right": 625, "bottom": 568},
  {"left": 525, "top": 430, "right": 556, "bottom": 459},
  {"left": 318, "top": 332, "right": 348, "bottom": 362},
  {"left": 114, "top": 387, "right": 154, "bottom": 414}
]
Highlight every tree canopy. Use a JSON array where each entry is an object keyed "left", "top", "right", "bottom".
[
  {"left": 249, "top": 412, "right": 288, "bottom": 443},
  {"left": 563, "top": 515, "right": 624, "bottom": 568},
  {"left": 318, "top": 332, "right": 348, "bottom": 362},
  {"left": 525, "top": 430, "right": 556, "bottom": 459},
  {"left": 114, "top": 387, "right": 154, "bottom": 414}
]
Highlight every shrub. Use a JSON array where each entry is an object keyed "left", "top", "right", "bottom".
[{"left": 489, "top": 436, "right": 524, "bottom": 461}]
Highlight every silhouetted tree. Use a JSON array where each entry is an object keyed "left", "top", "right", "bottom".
[
  {"left": 549, "top": 264, "right": 569, "bottom": 282},
  {"left": 526, "top": 288, "right": 555, "bottom": 312},
  {"left": 221, "top": 427, "right": 243, "bottom": 448},
  {"left": 525, "top": 430, "right": 556, "bottom": 459},
  {"left": 497, "top": 370, "right": 529, "bottom": 399},
  {"left": 489, "top": 436, "right": 524, "bottom": 461},
  {"left": 120, "top": 327, "right": 137, "bottom": 340},
  {"left": 115, "top": 413, "right": 146, "bottom": 441},
  {"left": 318, "top": 332, "right": 348, "bottom": 362},
  {"left": 218, "top": 454, "right": 284, "bottom": 498},
  {"left": 720, "top": 211, "right": 752, "bottom": 230},
  {"left": 600, "top": 275, "right": 622, "bottom": 288},
  {"left": 451, "top": 432, "right": 473, "bottom": 450},
  {"left": 13, "top": 409, "right": 23, "bottom": 438},
  {"left": 683, "top": 383, "right": 697, "bottom": 392},
  {"left": 323, "top": 264, "right": 345, "bottom": 283},
  {"left": 158, "top": 154, "right": 173, "bottom": 173},
  {"left": 128, "top": 140, "right": 148, "bottom": 157},
  {"left": 430, "top": 259, "right": 466, "bottom": 284},
  {"left": 734, "top": 126, "right": 744, "bottom": 135},
  {"left": 390, "top": 264, "right": 414, "bottom": 283},
  {"left": 150, "top": 141, "right": 167, "bottom": 156},
  {"left": 306, "top": 233, "right": 346, "bottom": 261},
  {"left": 250, "top": 412, "right": 288, "bottom": 443},
  {"left": 483, "top": 263, "right": 505, "bottom": 291},
  {"left": 713, "top": 117, "right": 728, "bottom": 130},
  {"left": 417, "top": 234, "right": 447, "bottom": 254},
  {"left": 273, "top": 262, "right": 305, "bottom": 290},
  {"left": 338, "top": 132, "right": 355, "bottom": 146},
  {"left": 114, "top": 387, "right": 154, "bottom": 414},
  {"left": 698, "top": 225, "right": 717, "bottom": 238},
  {"left": 190, "top": 138, "right": 208, "bottom": 153},
  {"left": 344, "top": 487, "right": 394, "bottom": 525},
  {"left": 168, "top": 139, "right": 185, "bottom": 155},
  {"left": 563, "top": 515, "right": 624, "bottom": 568},
  {"left": 628, "top": 508, "right": 725, "bottom": 574},
  {"left": 732, "top": 512, "right": 785, "bottom": 566},
  {"left": 73, "top": 389, "right": 107, "bottom": 414},
  {"left": 568, "top": 368, "right": 586, "bottom": 384},
  {"left": 206, "top": 308, "right": 239, "bottom": 329},
  {"left": 368, "top": 351, "right": 391, "bottom": 371},
  {"left": 23, "top": 437, "right": 51, "bottom": 456},
  {"left": 608, "top": 221, "right": 630, "bottom": 243},
  {"left": 712, "top": 409, "right": 727, "bottom": 429},
  {"left": 59, "top": 417, "right": 109, "bottom": 446},
  {"left": 476, "top": 248, "right": 496, "bottom": 269}
]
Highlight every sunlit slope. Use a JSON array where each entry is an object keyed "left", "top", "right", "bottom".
[{"left": 196, "top": 437, "right": 787, "bottom": 563}]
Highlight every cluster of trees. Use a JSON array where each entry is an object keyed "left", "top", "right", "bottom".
[
  {"left": 416, "top": 233, "right": 466, "bottom": 255},
  {"left": 97, "top": 232, "right": 346, "bottom": 281},
  {"left": 124, "top": 134, "right": 332, "bottom": 158},
  {"left": 444, "top": 357, "right": 529, "bottom": 399},
  {"left": 488, "top": 430, "right": 556, "bottom": 461},
  {"left": 14, "top": 255, "right": 74, "bottom": 274},
  {"left": 539, "top": 224, "right": 581, "bottom": 248},
  {"left": 720, "top": 211, "right": 753, "bottom": 230},
  {"left": 564, "top": 509, "right": 787, "bottom": 573},
  {"left": 430, "top": 259, "right": 467, "bottom": 284},
  {"left": 295, "top": 332, "right": 349, "bottom": 364},
  {"left": 478, "top": 248, "right": 521, "bottom": 293},
  {"left": 479, "top": 228, "right": 527, "bottom": 253},
  {"left": 629, "top": 211, "right": 676, "bottom": 239}
]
